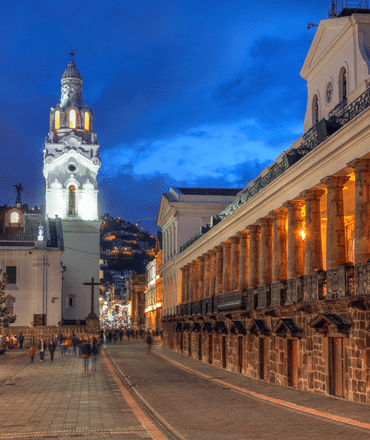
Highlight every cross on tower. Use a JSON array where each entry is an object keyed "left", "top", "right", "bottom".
[
  {"left": 83, "top": 277, "right": 101, "bottom": 315},
  {"left": 69, "top": 50, "right": 75, "bottom": 61}
]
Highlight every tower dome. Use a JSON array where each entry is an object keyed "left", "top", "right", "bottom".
[{"left": 62, "top": 59, "right": 82, "bottom": 80}]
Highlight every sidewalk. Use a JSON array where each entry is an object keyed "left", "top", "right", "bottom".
[
  {"left": 153, "top": 343, "right": 370, "bottom": 431},
  {"left": 0, "top": 349, "right": 153, "bottom": 440}
]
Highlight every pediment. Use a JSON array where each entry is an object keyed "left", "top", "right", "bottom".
[
  {"left": 301, "top": 17, "right": 351, "bottom": 79},
  {"left": 156, "top": 194, "right": 176, "bottom": 227},
  {"left": 44, "top": 149, "right": 100, "bottom": 172}
]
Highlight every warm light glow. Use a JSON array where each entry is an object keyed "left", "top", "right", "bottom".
[
  {"left": 300, "top": 229, "right": 306, "bottom": 240},
  {"left": 69, "top": 109, "right": 76, "bottom": 128},
  {"left": 104, "top": 235, "right": 116, "bottom": 241},
  {"left": 156, "top": 274, "right": 160, "bottom": 280},
  {"left": 84, "top": 111, "right": 90, "bottom": 130},
  {"left": 10, "top": 212, "right": 19, "bottom": 223},
  {"left": 55, "top": 111, "right": 60, "bottom": 129}
]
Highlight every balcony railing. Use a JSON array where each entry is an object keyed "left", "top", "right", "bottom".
[
  {"left": 180, "top": 86, "right": 370, "bottom": 254},
  {"left": 174, "top": 262, "right": 370, "bottom": 319},
  {"left": 326, "top": 265, "right": 355, "bottom": 299}
]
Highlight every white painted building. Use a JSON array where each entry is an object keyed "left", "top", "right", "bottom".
[
  {"left": 0, "top": 205, "right": 64, "bottom": 326},
  {"left": 43, "top": 55, "right": 101, "bottom": 323},
  {"left": 156, "top": 187, "right": 242, "bottom": 315}
]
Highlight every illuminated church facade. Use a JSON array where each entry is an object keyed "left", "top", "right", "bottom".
[
  {"left": 159, "top": 5, "right": 370, "bottom": 404},
  {"left": 43, "top": 54, "right": 101, "bottom": 323}
]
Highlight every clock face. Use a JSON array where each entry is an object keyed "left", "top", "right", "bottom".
[
  {"left": 10, "top": 212, "right": 19, "bottom": 223},
  {"left": 326, "top": 81, "right": 333, "bottom": 104}
]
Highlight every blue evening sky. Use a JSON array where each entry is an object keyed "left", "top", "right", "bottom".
[{"left": 0, "top": 0, "right": 329, "bottom": 233}]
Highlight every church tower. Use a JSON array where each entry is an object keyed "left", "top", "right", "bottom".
[{"left": 43, "top": 53, "right": 101, "bottom": 324}]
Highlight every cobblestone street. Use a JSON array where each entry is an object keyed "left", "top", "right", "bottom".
[{"left": 2, "top": 341, "right": 370, "bottom": 439}]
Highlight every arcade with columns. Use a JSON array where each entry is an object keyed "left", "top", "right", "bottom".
[{"left": 159, "top": 7, "right": 370, "bottom": 404}]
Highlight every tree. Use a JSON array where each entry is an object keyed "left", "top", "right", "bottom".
[{"left": 0, "top": 271, "right": 16, "bottom": 328}]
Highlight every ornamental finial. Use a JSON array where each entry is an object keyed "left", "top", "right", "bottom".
[{"left": 69, "top": 50, "right": 75, "bottom": 61}]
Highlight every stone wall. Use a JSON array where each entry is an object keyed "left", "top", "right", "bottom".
[
  {"left": 164, "top": 297, "right": 370, "bottom": 404},
  {"left": 0, "top": 325, "right": 99, "bottom": 348}
]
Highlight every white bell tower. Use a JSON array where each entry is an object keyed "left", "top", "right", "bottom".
[{"left": 43, "top": 52, "right": 101, "bottom": 325}]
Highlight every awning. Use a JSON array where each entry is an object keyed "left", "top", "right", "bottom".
[
  {"left": 192, "top": 322, "right": 201, "bottom": 332},
  {"left": 183, "top": 323, "right": 191, "bottom": 331},
  {"left": 248, "top": 319, "right": 270, "bottom": 336},
  {"left": 273, "top": 318, "right": 302, "bottom": 338},
  {"left": 202, "top": 322, "right": 214, "bottom": 333},
  {"left": 215, "top": 321, "right": 229, "bottom": 334},
  {"left": 231, "top": 320, "right": 247, "bottom": 335},
  {"left": 309, "top": 314, "right": 352, "bottom": 335}
]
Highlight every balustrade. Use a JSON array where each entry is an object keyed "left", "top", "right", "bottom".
[
  {"left": 355, "top": 260, "right": 370, "bottom": 295},
  {"left": 270, "top": 281, "right": 285, "bottom": 307},
  {"left": 246, "top": 287, "right": 257, "bottom": 309},
  {"left": 326, "top": 265, "right": 355, "bottom": 299},
  {"left": 257, "top": 284, "right": 271, "bottom": 309},
  {"left": 285, "top": 278, "right": 303, "bottom": 304},
  {"left": 303, "top": 271, "right": 326, "bottom": 301}
]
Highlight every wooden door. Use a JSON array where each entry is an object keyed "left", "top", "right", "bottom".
[
  {"left": 287, "top": 339, "right": 299, "bottom": 387},
  {"left": 180, "top": 332, "right": 183, "bottom": 353},
  {"left": 188, "top": 333, "right": 192, "bottom": 357},
  {"left": 330, "top": 337, "right": 344, "bottom": 397},
  {"left": 222, "top": 336, "right": 227, "bottom": 368},
  {"left": 208, "top": 334, "right": 213, "bottom": 364},
  {"left": 259, "top": 338, "right": 268, "bottom": 380},
  {"left": 238, "top": 336, "right": 244, "bottom": 373}
]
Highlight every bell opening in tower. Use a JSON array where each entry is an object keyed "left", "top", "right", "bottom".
[{"left": 68, "top": 185, "right": 76, "bottom": 216}]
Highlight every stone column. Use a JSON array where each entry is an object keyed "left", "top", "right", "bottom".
[
  {"left": 284, "top": 201, "right": 305, "bottom": 279},
  {"left": 237, "top": 231, "right": 249, "bottom": 289},
  {"left": 181, "top": 267, "right": 186, "bottom": 303},
  {"left": 209, "top": 249, "right": 216, "bottom": 296},
  {"left": 215, "top": 245, "right": 223, "bottom": 295},
  {"left": 248, "top": 225, "right": 261, "bottom": 287},
  {"left": 198, "top": 256, "right": 204, "bottom": 300},
  {"left": 270, "top": 209, "right": 288, "bottom": 282},
  {"left": 194, "top": 259, "right": 200, "bottom": 301},
  {"left": 222, "top": 242, "right": 231, "bottom": 294},
  {"left": 258, "top": 218, "right": 273, "bottom": 285},
  {"left": 229, "top": 236, "right": 240, "bottom": 292},
  {"left": 301, "top": 189, "right": 325, "bottom": 274},
  {"left": 203, "top": 253, "right": 210, "bottom": 299},
  {"left": 321, "top": 176, "right": 349, "bottom": 269},
  {"left": 348, "top": 159, "right": 370, "bottom": 263},
  {"left": 189, "top": 262, "right": 194, "bottom": 302}
]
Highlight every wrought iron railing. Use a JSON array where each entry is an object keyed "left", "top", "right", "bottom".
[{"left": 180, "top": 86, "right": 370, "bottom": 253}]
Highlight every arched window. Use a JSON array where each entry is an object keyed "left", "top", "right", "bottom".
[
  {"left": 339, "top": 67, "right": 347, "bottom": 102},
  {"left": 69, "top": 109, "right": 77, "bottom": 129},
  {"left": 312, "top": 94, "right": 319, "bottom": 125},
  {"left": 68, "top": 186, "right": 76, "bottom": 216},
  {"left": 55, "top": 110, "right": 60, "bottom": 130},
  {"left": 84, "top": 111, "right": 90, "bottom": 131}
]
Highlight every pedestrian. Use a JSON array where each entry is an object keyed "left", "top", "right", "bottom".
[
  {"left": 81, "top": 338, "right": 91, "bottom": 372},
  {"left": 72, "top": 334, "right": 78, "bottom": 355},
  {"left": 29, "top": 346, "right": 35, "bottom": 363},
  {"left": 91, "top": 338, "right": 99, "bottom": 371},
  {"left": 48, "top": 339, "right": 56, "bottom": 362},
  {"left": 18, "top": 333, "right": 24, "bottom": 349},
  {"left": 78, "top": 337, "right": 83, "bottom": 356},
  {"left": 38, "top": 338, "right": 46, "bottom": 362},
  {"left": 146, "top": 332, "right": 153, "bottom": 354}
]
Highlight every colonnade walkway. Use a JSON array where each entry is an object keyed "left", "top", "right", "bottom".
[{"left": 2, "top": 341, "right": 370, "bottom": 439}]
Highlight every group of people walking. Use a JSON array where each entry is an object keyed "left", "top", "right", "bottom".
[
  {"left": 1, "top": 333, "right": 24, "bottom": 350},
  {"left": 28, "top": 334, "right": 99, "bottom": 372}
]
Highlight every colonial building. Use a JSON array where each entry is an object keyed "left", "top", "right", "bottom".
[
  {"left": 130, "top": 273, "right": 147, "bottom": 329},
  {"left": 156, "top": 187, "right": 242, "bottom": 315},
  {"left": 0, "top": 203, "right": 64, "bottom": 327},
  {"left": 43, "top": 53, "right": 101, "bottom": 324},
  {"left": 145, "top": 231, "right": 162, "bottom": 331},
  {"left": 159, "top": 5, "right": 370, "bottom": 404}
]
